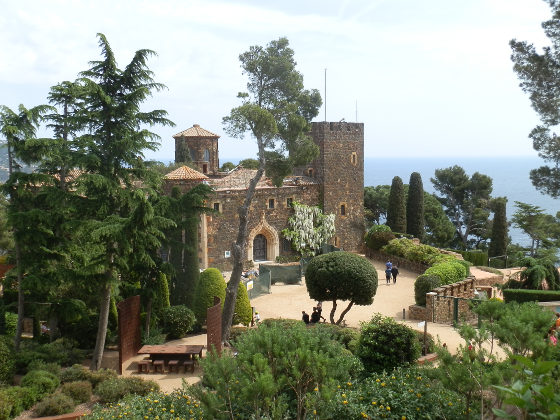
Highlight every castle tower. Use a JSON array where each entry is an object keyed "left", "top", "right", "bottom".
[
  {"left": 173, "top": 124, "right": 220, "bottom": 175},
  {"left": 308, "top": 121, "right": 365, "bottom": 252}
]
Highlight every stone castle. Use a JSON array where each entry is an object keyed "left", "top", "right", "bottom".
[{"left": 163, "top": 121, "right": 365, "bottom": 271}]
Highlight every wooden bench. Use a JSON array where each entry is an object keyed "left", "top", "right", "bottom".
[
  {"left": 167, "top": 359, "right": 181, "bottom": 373},
  {"left": 183, "top": 359, "right": 195, "bottom": 373},
  {"left": 137, "top": 359, "right": 151, "bottom": 373},
  {"left": 152, "top": 359, "right": 165, "bottom": 373}
]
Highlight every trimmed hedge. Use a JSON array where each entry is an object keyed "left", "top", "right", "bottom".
[
  {"left": 162, "top": 305, "right": 196, "bottom": 339},
  {"left": 383, "top": 238, "right": 455, "bottom": 266},
  {"left": 414, "top": 274, "right": 442, "bottom": 306},
  {"left": 424, "top": 261, "right": 466, "bottom": 286},
  {"left": 232, "top": 282, "right": 252, "bottom": 327},
  {"left": 193, "top": 267, "right": 226, "bottom": 325},
  {"left": 459, "top": 250, "right": 488, "bottom": 266},
  {"left": 503, "top": 289, "right": 560, "bottom": 304}
]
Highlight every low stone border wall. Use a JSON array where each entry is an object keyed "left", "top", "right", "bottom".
[{"left": 36, "top": 411, "right": 88, "bottom": 420}]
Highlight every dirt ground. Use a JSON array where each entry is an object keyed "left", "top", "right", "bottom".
[{"left": 116, "top": 259, "right": 506, "bottom": 393}]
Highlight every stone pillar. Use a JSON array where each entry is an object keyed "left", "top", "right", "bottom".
[{"left": 426, "top": 292, "right": 437, "bottom": 322}]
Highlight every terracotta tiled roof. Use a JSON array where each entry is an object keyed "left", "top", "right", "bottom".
[
  {"left": 172, "top": 124, "right": 219, "bottom": 139},
  {"left": 210, "top": 169, "right": 319, "bottom": 191},
  {"left": 164, "top": 166, "right": 208, "bottom": 180}
]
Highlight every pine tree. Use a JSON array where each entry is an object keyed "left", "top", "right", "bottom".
[
  {"left": 406, "top": 172, "right": 425, "bottom": 241},
  {"left": 387, "top": 176, "right": 406, "bottom": 233},
  {"left": 489, "top": 197, "right": 508, "bottom": 258}
]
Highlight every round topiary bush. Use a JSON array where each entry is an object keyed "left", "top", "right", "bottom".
[
  {"left": 414, "top": 274, "right": 442, "bottom": 306},
  {"left": 232, "top": 282, "right": 252, "bottom": 327},
  {"left": 33, "top": 392, "right": 75, "bottom": 417},
  {"left": 366, "top": 230, "right": 396, "bottom": 250},
  {"left": 356, "top": 314, "right": 420, "bottom": 374},
  {"left": 162, "top": 305, "right": 196, "bottom": 339},
  {"left": 193, "top": 267, "right": 226, "bottom": 325},
  {"left": 20, "top": 370, "right": 60, "bottom": 399},
  {"left": 0, "top": 336, "right": 15, "bottom": 384}
]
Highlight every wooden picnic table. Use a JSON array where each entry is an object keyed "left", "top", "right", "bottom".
[{"left": 138, "top": 344, "right": 204, "bottom": 361}]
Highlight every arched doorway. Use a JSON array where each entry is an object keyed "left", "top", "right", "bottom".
[{"left": 253, "top": 234, "right": 267, "bottom": 261}]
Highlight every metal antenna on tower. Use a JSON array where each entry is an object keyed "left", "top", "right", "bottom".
[{"left": 324, "top": 68, "right": 327, "bottom": 122}]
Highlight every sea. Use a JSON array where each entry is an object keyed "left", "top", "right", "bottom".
[{"left": 362, "top": 156, "right": 560, "bottom": 248}]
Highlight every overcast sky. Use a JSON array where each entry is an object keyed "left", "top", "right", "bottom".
[{"left": 0, "top": 0, "right": 553, "bottom": 162}]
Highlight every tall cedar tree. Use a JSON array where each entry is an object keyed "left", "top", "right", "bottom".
[
  {"left": 0, "top": 104, "right": 53, "bottom": 350},
  {"left": 488, "top": 197, "right": 508, "bottom": 258},
  {"left": 386, "top": 176, "right": 406, "bottom": 233},
  {"left": 406, "top": 172, "right": 425, "bottom": 240},
  {"left": 78, "top": 34, "right": 174, "bottom": 369},
  {"left": 511, "top": 1, "right": 560, "bottom": 198},
  {"left": 221, "top": 38, "right": 321, "bottom": 342}
]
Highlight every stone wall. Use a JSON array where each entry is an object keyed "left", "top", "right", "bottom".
[
  {"left": 206, "top": 184, "right": 320, "bottom": 271},
  {"left": 117, "top": 295, "right": 141, "bottom": 374},
  {"left": 420, "top": 278, "right": 478, "bottom": 324}
]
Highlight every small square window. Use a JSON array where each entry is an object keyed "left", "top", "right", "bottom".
[
  {"left": 286, "top": 197, "right": 293, "bottom": 207},
  {"left": 340, "top": 204, "right": 346, "bottom": 216},
  {"left": 213, "top": 203, "right": 220, "bottom": 212},
  {"left": 268, "top": 199, "right": 275, "bottom": 209}
]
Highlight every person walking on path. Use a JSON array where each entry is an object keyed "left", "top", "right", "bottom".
[
  {"left": 302, "top": 311, "right": 310, "bottom": 324},
  {"left": 385, "top": 267, "right": 392, "bottom": 285},
  {"left": 391, "top": 265, "right": 399, "bottom": 284},
  {"left": 316, "top": 301, "right": 326, "bottom": 322},
  {"left": 310, "top": 307, "right": 320, "bottom": 323},
  {"left": 386, "top": 260, "right": 392, "bottom": 270}
]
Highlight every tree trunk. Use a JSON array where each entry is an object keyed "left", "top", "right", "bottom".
[
  {"left": 330, "top": 300, "right": 337, "bottom": 324},
  {"left": 90, "top": 280, "right": 112, "bottom": 370},
  {"left": 336, "top": 301, "right": 354, "bottom": 325},
  {"left": 222, "top": 142, "right": 266, "bottom": 342},
  {"left": 13, "top": 241, "right": 25, "bottom": 350}
]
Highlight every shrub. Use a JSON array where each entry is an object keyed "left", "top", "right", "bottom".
[
  {"left": 502, "top": 289, "right": 560, "bottom": 303},
  {"left": 232, "top": 282, "right": 252, "bottom": 326},
  {"left": 315, "top": 323, "right": 360, "bottom": 353},
  {"left": 193, "top": 267, "right": 226, "bottom": 325},
  {"left": 414, "top": 274, "right": 442, "bottom": 306},
  {"left": 27, "top": 360, "right": 62, "bottom": 377},
  {"left": 33, "top": 392, "right": 75, "bottom": 417},
  {"left": 60, "top": 380, "right": 93, "bottom": 404},
  {"left": 94, "top": 376, "right": 159, "bottom": 403},
  {"left": 425, "top": 261, "right": 466, "bottom": 285},
  {"left": 0, "top": 337, "right": 15, "bottom": 384},
  {"left": 88, "top": 368, "right": 118, "bottom": 388},
  {"left": 162, "top": 305, "right": 196, "bottom": 339},
  {"left": 153, "top": 272, "right": 171, "bottom": 320},
  {"left": 20, "top": 369, "right": 60, "bottom": 398},
  {"left": 86, "top": 390, "right": 204, "bottom": 420},
  {"left": 456, "top": 259, "right": 471, "bottom": 277},
  {"left": 460, "top": 249, "right": 488, "bottom": 266},
  {"left": 0, "top": 386, "right": 38, "bottom": 419},
  {"left": 16, "top": 338, "right": 85, "bottom": 373},
  {"left": 365, "top": 230, "right": 396, "bottom": 250},
  {"left": 4, "top": 312, "right": 17, "bottom": 336},
  {"left": 356, "top": 314, "right": 420, "bottom": 374},
  {"left": 383, "top": 237, "right": 456, "bottom": 266},
  {"left": 60, "top": 364, "right": 90, "bottom": 384}
]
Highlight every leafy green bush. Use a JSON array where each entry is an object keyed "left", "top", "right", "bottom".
[
  {"left": 193, "top": 267, "right": 226, "bottom": 325},
  {"left": 15, "top": 338, "right": 85, "bottom": 373},
  {"left": 4, "top": 312, "right": 17, "bottom": 336},
  {"left": 383, "top": 237, "right": 455, "bottom": 266},
  {"left": 153, "top": 272, "right": 171, "bottom": 320},
  {"left": 316, "top": 367, "right": 465, "bottom": 420},
  {"left": 88, "top": 368, "right": 118, "bottom": 389},
  {"left": 141, "top": 326, "right": 167, "bottom": 345},
  {"left": 60, "top": 380, "right": 93, "bottom": 404},
  {"left": 20, "top": 369, "right": 60, "bottom": 398},
  {"left": 0, "top": 336, "right": 15, "bottom": 384},
  {"left": 232, "top": 282, "right": 252, "bottom": 326},
  {"left": 459, "top": 249, "right": 488, "bottom": 266},
  {"left": 365, "top": 225, "right": 395, "bottom": 250},
  {"left": 94, "top": 376, "right": 159, "bottom": 403},
  {"left": 502, "top": 289, "right": 560, "bottom": 303},
  {"left": 315, "top": 323, "right": 360, "bottom": 353},
  {"left": 0, "top": 386, "right": 38, "bottom": 419},
  {"left": 414, "top": 274, "right": 442, "bottom": 306},
  {"left": 162, "top": 305, "right": 196, "bottom": 339},
  {"left": 33, "top": 392, "right": 75, "bottom": 417},
  {"left": 356, "top": 314, "right": 420, "bottom": 374},
  {"left": 27, "top": 360, "right": 62, "bottom": 377},
  {"left": 425, "top": 260, "right": 466, "bottom": 285},
  {"left": 456, "top": 259, "right": 471, "bottom": 277},
  {"left": 86, "top": 390, "right": 204, "bottom": 420},
  {"left": 60, "top": 364, "right": 90, "bottom": 384}
]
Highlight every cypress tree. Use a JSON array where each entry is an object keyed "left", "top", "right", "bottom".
[
  {"left": 387, "top": 176, "right": 406, "bottom": 233},
  {"left": 406, "top": 172, "right": 425, "bottom": 241},
  {"left": 489, "top": 197, "right": 508, "bottom": 258}
]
